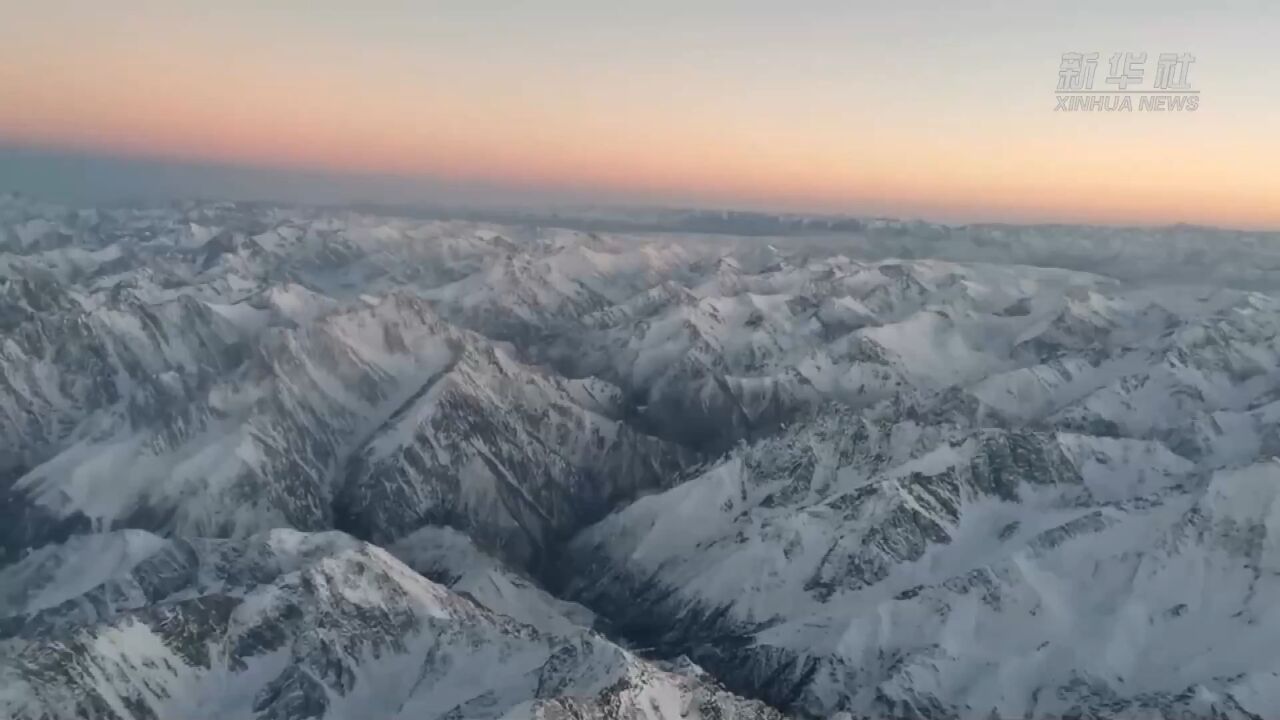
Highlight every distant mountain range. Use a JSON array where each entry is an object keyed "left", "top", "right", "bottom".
[{"left": 2, "top": 195, "right": 1279, "bottom": 719}]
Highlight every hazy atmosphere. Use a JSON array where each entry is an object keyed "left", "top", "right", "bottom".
[
  {"left": 3, "top": 1, "right": 1277, "bottom": 226},
  {"left": 5, "top": 5, "right": 1280, "bottom": 720}
]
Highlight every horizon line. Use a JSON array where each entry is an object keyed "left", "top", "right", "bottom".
[{"left": 3, "top": 141, "right": 1277, "bottom": 235}]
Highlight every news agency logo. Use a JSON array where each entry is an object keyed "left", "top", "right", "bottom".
[{"left": 1056, "top": 52, "right": 1199, "bottom": 111}]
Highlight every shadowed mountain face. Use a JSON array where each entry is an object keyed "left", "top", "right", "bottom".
[{"left": 3, "top": 195, "right": 1280, "bottom": 719}]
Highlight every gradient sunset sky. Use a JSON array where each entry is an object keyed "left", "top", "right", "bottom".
[{"left": 2, "top": 1, "right": 1277, "bottom": 227}]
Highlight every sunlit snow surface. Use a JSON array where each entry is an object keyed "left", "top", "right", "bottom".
[{"left": 2, "top": 196, "right": 1280, "bottom": 718}]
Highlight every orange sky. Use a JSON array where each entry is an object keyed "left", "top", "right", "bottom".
[{"left": 2, "top": 2, "right": 1278, "bottom": 228}]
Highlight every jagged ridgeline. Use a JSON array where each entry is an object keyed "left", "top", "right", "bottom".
[{"left": 2, "top": 196, "right": 1280, "bottom": 719}]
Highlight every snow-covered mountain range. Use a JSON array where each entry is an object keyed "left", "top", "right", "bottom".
[{"left": 2, "top": 193, "right": 1279, "bottom": 718}]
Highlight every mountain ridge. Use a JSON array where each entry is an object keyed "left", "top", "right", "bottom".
[{"left": 3, "top": 196, "right": 1280, "bottom": 718}]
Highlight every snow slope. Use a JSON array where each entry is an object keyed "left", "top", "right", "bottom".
[{"left": 4, "top": 196, "right": 1280, "bottom": 719}]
